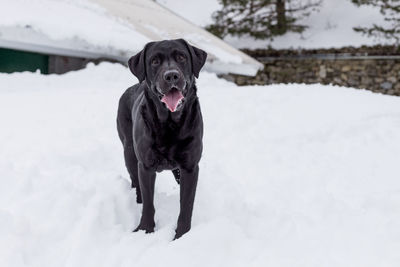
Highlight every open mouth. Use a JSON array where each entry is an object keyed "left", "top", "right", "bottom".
[{"left": 160, "top": 87, "right": 184, "bottom": 112}]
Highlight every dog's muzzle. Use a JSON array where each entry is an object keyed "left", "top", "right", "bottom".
[
  {"left": 157, "top": 69, "right": 186, "bottom": 112},
  {"left": 160, "top": 87, "right": 184, "bottom": 112}
]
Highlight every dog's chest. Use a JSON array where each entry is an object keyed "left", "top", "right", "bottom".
[{"left": 151, "top": 126, "right": 182, "bottom": 171}]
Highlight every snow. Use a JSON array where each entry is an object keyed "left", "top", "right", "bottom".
[
  {"left": 0, "top": 0, "right": 150, "bottom": 52},
  {"left": 183, "top": 33, "right": 242, "bottom": 64},
  {"left": 156, "top": 0, "right": 221, "bottom": 27},
  {"left": 1, "top": 63, "right": 400, "bottom": 266},
  {"left": 158, "top": 0, "right": 394, "bottom": 49}
]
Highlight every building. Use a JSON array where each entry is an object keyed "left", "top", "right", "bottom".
[{"left": 0, "top": 0, "right": 262, "bottom": 75}]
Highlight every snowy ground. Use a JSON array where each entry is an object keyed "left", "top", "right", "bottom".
[{"left": 1, "top": 63, "right": 400, "bottom": 267}]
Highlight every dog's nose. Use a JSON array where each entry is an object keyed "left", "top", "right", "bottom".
[{"left": 163, "top": 70, "right": 180, "bottom": 83}]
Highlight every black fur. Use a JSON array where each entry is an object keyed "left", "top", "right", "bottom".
[{"left": 117, "top": 39, "right": 207, "bottom": 239}]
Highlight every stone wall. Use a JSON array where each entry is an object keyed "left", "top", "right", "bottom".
[{"left": 229, "top": 46, "right": 400, "bottom": 96}]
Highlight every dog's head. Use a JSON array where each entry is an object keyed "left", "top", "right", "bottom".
[{"left": 128, "top": 39, "right": 207, "bottom": 112}]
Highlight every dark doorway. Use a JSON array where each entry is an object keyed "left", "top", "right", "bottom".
[{"left": 0, "top": 48, "right": 49, "bottom": 74}]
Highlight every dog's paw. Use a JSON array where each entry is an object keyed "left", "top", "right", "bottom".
[
  {"left": 174, "top": 226, "right": 190, "bottom": 240},
  {"left": 173, "top": 231, "right": 184, "bottom": 240},
  {"left": 133, "top": 223, "right": 154, "bottom": 234}
]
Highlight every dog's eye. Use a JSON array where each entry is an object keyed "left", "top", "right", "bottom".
[
  {"left": 177, "top": 54, "right": 186, "bottom": 62},
  {"left": 151, "top": 58, "right": 160, "bottom": 66}
]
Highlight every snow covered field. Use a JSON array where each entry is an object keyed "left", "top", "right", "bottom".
[{"left": 1, "top": 63, "right": 400, "bottom": 267}]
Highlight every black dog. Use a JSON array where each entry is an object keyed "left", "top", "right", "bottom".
[{"left": 117, "top": 39, "right": 207, "bottom": 239}]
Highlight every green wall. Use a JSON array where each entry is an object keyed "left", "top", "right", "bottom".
[{"left": 0, "top": 48, "right": 49, "bottom": 74}]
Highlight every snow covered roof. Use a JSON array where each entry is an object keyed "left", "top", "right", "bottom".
[{"left": 0, "top": 0, "right": 263, "bottom": 76}]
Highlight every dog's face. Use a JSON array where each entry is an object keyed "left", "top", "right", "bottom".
[{"left": 128, "top": 39, "right": 207, "bottom": 112}]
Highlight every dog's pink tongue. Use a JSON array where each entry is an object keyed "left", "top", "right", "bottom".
[{"left": 161, "top": 89, "right": 184, "bottom": 112}]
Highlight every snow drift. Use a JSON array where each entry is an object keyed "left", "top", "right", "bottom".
[{"left": 1, "top": 63, "right": 400, "bottom": 267}]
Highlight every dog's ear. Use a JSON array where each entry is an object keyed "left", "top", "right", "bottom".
[
  {"left": 128, "top": 42, "right": 154, "bottom": 82},
  {"left": 178, "top": 39, "right": 207, "bottom": 78}
]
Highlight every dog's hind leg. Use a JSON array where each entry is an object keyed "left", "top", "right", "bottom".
[
  {"left": 117, "top": 94, "right": 142, "bottom": 203},
  {"left": 123, "top": 143, "right": 142, "bottom": 203},
  {"left": 172, "top": 168, "right": 181, "bottom": 184}
]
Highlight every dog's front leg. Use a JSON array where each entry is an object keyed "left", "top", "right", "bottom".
[
  {"left": 134, "top": 162, "right": 156, "bottom": 233},
  {"left": 175, "top": 165, "right": 199, "bottom": 239}
]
